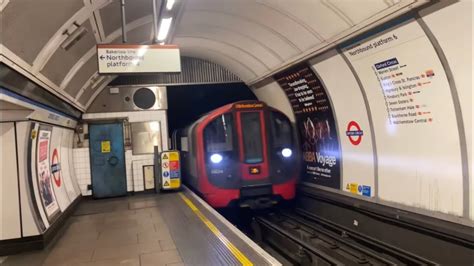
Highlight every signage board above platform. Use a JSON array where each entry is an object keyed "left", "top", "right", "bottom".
[{"left": 97, "top": 44, "right": 181, "bottom": 74}]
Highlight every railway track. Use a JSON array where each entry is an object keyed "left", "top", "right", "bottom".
[{"left": 252, "top": 208, "right": 436, "bottom": 265}]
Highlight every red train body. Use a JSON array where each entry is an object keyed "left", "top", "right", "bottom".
[{"left": 173, "top": 101, "right": 297, "bottom": 208}]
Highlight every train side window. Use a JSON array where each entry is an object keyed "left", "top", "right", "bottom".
[
  {"left": 241, "top": 112, "right": 264, "bottom": 164},
  {"left": 270, "top": 111, "right": 293, "bottom": 149},
  {"left": 204, "top": 114, "right": 234, "bottom": 153},
  {"left": 181, "top": 137, "right": 189, "bottom": 152}
]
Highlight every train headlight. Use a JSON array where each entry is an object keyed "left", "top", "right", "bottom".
[
  {"left": 210, "top": 153, "right": 223, "bottom": 164},
  {"left": 281, "top": 148, "right": 292, "bottom": 158}
]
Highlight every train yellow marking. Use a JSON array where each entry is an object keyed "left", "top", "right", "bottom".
[{"left": 179, "top": 193, "right": 254, "bottom": 266}]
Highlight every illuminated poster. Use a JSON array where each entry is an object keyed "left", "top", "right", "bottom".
[
  {"left": 36, "top": 127, "right": 60, "bottom": 221},
  {"left": 274, "top": 64, "right": 341, "bottom": 189}
]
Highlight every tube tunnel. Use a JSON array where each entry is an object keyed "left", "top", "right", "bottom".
[{"left": 0, "top": 0, "right": 472, "bottom": 265}]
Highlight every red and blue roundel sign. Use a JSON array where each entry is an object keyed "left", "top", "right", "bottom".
[
  {"left": 51, "top": 149, "right": 61, "bottom": 187},
  {"left": 346, "top": 121, "right": 364, "bottom": 146}
]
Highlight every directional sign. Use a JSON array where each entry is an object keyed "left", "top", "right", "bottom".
[{"left": 97, "top": 44, "right": 181, "bottom": 74}]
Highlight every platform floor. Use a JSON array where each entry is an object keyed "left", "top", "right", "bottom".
[{"left": 2, "top": 188, "right": 274, "bottom": 266}]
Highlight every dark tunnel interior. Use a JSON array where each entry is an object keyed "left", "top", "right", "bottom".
[{"left": 166, "top": 82, "right": 257, "bottom": 133}]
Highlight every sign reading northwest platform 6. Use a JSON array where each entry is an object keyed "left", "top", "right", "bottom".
[
  {"left": 161, "top": 151, "right": 181, "bottom": 190},
  {"left": 97, "top": 44, "right": 181, "bottom": 74}
]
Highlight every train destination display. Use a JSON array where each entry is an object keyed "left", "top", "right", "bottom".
[
  {"left": 275, "top": 64, "right": 341, "bottom": 189},
  {"left": 341, "top": 20, "right": 464, "bottom": 212}
]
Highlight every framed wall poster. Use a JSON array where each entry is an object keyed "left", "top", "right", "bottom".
[
  {"left": 36, "top": 126, "right": 61, "bottom": 222},
  {"left": 274, "top": 64, "right": 341, "bottom": 189}
]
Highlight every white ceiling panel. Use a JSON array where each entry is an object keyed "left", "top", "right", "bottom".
[
  {"left": 329, "top": 0, "right": 395, "bottom": 25},
  {"left": 1, "top": 0, "right": 427, "bottom": 109}
]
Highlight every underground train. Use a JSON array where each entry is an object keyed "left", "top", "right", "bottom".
[{"left": 172, "top": 101, "right": 297, "bottom": 208}]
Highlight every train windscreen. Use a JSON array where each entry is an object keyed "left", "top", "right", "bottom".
[
  {"left": 241, "top": 112, "right": 264, "bottom": 164},
  {"left": 270, "top": 111, "right": 292, "bottom": 149},
  {"left": 204, "top": 114, "right": 235, "bottom": 156}
]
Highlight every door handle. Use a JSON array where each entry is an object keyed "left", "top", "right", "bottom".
[{"left": 108, "top": 156, "right": 119, "bottom": 166}]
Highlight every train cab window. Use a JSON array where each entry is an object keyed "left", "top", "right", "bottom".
[
  {"left": 270, "top": 111, "right": 293, "bottom": 149},
  {"left": 241, "top": 112, "right": 264, "bottom": 164},
  {"left": 204, "top": 114, "right": 235, "bottom": 157}
]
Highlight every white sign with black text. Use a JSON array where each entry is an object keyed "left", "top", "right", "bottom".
[{"left": 97, "top": 44, "right": 181, "bottom": 74}]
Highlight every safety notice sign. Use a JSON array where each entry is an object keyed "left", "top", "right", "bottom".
[
  {"left": 161, "top": 151, "right": 181, "bottom": 190},
  {"left": 97, "top": 44, "right": 181, "bottom": 74}
]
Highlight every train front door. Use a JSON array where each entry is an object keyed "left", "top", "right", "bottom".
[
  {"left": 89, "top": 123, "right": 127, "bottom": 198},
  {"left": 236, "top": 110, "right": 269, "bottom": 180}
]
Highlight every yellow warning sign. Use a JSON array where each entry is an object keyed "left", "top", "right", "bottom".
[
  {"left": 162, "top": 154, "right": 169, "bottom": 160},
  {"left": 169, "top": 152, "right": 179, "bottom": 161},
  {"left": 350, "top": 183, "right": 358, "bottom": 194},
  {"left": 101, "top": 141, "right": 111, "bottom": 153},
  {"left": 163, "top": 180, "right": 169, "bottom": 187},
  {"left": 31, "top": 130, "right": 37, "bottom": 139},
  {"left": 170, "top": 179, "right": 180, "bottom": 188}
]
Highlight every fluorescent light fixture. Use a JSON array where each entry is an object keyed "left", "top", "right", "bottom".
[
  {"left": 166, "top": 0, "right": 175, "bottom": 10},
  {"left": 157, "top": 17, "right": 173, "bottom": 41},
  {"left": 60, "top": 26, "right": 88, "bottom": 50}
]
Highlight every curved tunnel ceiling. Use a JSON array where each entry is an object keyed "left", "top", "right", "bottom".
[{"left": 0, "top": 0, "right": 426, "bottom": 112}]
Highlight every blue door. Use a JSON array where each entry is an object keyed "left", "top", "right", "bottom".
[{"left": 89, "top": 123, "right": 127, "bottom": 198}]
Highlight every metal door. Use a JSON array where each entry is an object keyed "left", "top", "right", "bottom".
[{"left": 89, "top": 123, "right": 127, "bottom": 198}]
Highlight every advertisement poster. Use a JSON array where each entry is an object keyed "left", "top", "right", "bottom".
[
  {"left": 341, "top": 19, "right": 463, "bottom": 214},
  {"left": 274, "top": 64, "right": 341, "bottom": 189},
  {"left": 36, "top": 127, "right": 61, "bottom": 221}
]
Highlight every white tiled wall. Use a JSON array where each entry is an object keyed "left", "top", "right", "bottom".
[
  {"left": 73, "top": 148, "right": 154, "bottom": 195},
  {"left": 132, "top": 158, "right": 154, "bottom": 192},
  {"left": 72, "top": 148, "right": 92, "bottom": 196}
]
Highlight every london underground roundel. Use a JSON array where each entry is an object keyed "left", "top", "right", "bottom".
[
  {"left": 346, "top": 121, "right": 364, "bottom": 146},
  {"left": 51, "top": 149, "right": 61, "bottom": 187}
]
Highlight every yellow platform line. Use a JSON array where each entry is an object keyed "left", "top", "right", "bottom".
[{"left": 179, "top": 193, "right": 254, "bottom": 266}]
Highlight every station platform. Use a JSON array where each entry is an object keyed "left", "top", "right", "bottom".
[{"left": 1, "top": 187, "right": 278, "bottom": 266}]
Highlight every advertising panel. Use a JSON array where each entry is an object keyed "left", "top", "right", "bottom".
[
  {"left": 341, "top": 19, "right": 464, "bottom": 214},
  {"left": 36, "top": 127, "right": 61, "bottom": 221},
  {"left": 274, "top": 64, "right": 341, "bottom": 189}
]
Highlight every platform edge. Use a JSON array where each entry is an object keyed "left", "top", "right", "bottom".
[{"left": 183, "top": 186, "right": 282, "bottom": 266}]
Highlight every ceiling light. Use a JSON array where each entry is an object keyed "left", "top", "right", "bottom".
[
  {"left": 61, "top": 26, "right": 88, "bottom": 50},
  {"left": 157, "top": 17, "right": 173, "bottom": 41},
  {"left": 166, "top": 0, "right": 175, "bottom": 10}
]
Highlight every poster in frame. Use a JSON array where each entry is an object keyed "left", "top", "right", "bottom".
[{"left": 36, "top": 125, "right": 61, "bottom": 222}]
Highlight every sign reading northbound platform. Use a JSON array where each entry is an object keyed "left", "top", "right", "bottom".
[{"left": 97, "top": 44, "right": 181, "bottom": 74}]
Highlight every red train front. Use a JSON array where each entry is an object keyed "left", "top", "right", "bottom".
[{"left": 175, "top": 101, "right": 297, "bottom": 208}]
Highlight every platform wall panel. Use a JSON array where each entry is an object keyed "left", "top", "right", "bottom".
[
  {"left": 418, "top": 0, "right": 473, "bottom": 221},
  {"left": 0, "top": 122, "right": 21, "bottom": 240}
]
